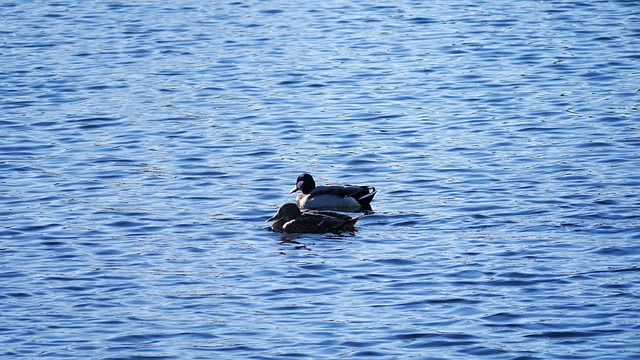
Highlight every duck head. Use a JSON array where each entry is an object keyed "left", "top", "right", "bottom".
[
  {"left": 288, "top": 173, "right": 316, "bottom": 194},
  {"left": 266, "top": 203, "right": 302, "bottom": 222}
]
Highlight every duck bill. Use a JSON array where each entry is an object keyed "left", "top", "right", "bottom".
[
  {"left": 288, "top": 186, "right": 299, "bottom": 194},
  {"left": 266, "top": 214, "right": 279, "bottom": 222}
]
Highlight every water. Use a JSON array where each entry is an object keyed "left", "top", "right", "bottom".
[{"left": 1, "top": 0, "right": 639, "bottom": 358}]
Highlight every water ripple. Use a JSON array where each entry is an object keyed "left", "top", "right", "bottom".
[{"left": 1, "top": 0, "right": 639, "bottom": 359}]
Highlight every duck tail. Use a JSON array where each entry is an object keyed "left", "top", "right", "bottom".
[
  {"left": 357, "top": 187, "right": 378, "bottom": 206},
  {"left": 336, "top": 215, "right": 361, "bottom": 232}
]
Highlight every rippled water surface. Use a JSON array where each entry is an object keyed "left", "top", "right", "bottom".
[{"left": 2, "top": 0, "right": 640, "bottom": 358}]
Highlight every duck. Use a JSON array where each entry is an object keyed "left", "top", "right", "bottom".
[
  {"left": 266, "top": 203, "right": 362, "bottom": 234},
  {"left": 289, "top": 173, "right": 378, "bottom": 211}
]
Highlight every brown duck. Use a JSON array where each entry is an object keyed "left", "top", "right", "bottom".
[{"left": 266, "top": 203, "right": 362, "bottom": 234}]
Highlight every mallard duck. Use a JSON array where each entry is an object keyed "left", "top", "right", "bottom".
[
  {"left": 266, "top": 203, "right": 362, "bottom": 234},
  {"left": 289, "top": 173, "right": 378, "bottom": 211}
]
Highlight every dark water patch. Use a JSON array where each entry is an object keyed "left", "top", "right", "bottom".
[
  {"left": 6, "top": 292, "right": 33, "bottom": 298},
  {"left": 406, "top": 17, "right": 438, "bottom": 25},
  {"left": 525, "top": 329, "right": 623, "bottom": 339},
  {"left": 260, "top": 9, "right": 285, "bottom": 15},
  {"left": 372, "top": 258, "right": 420, "bottom": 266},
  {"left": 1, "top": 100, "right": 39, "bottom": 109},
  {"left": 0, "top": 229, "right": 27, "bottom": 238},
  {"left": 0, "top": 143, "right": 55, "bottom": 156},
  {"left": 0, "top": 271, "right": 29, "bottom": 280},
  {"left": 67, "top": 116, "right": 123, "bottom": 129},
  {"left": 402, "top": 339, "right": 478, "bottom": 349},
  {"left": 106, "top": 221, "right": 146, "bottom": 228},
  {"left": 14, "top": 223, "right": 62, "bottom": 233},
  {"left": 395, "top": 333, "right": 479, "bottom": 343},
  {"left": 482, "top": 312, "right": 524, "bottom": 323},
  {"left": 591, "top": 246, "right": 639, "bottom": 256}
]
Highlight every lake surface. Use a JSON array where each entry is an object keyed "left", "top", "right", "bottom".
[{"left": 2, "top": 0, "right": 639, "bottom": 358}]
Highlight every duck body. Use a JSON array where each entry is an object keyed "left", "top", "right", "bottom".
[
  {"left": 267, "top": 203, "right": 361, "bottom": 234},
  {"left": 290, "top": 173, "right": 378, "bottom": 211}
]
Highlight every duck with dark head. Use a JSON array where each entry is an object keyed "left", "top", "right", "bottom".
[{"left": 289, "top": 173, "right": 378, "bottom": 211}]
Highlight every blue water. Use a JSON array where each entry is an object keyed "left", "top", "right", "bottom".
[{"left": 2, "top": 0, "right": 639, "bottom": 358}]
